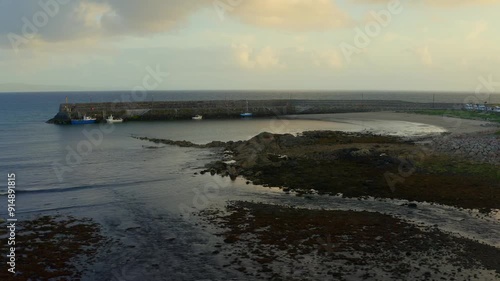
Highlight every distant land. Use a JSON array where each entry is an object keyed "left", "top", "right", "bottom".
[
  {"left": 1, "top": 84, "right": 499, "bottom": 97},
  {"left": 0, "top": 83, "right": 106, "bottom": 93}
]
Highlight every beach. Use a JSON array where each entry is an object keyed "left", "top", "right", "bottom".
[
  {"left": 286, "top": 112, "right": 499, "bottom": 135},
  {"left": 1, "top": 99, "right": 499, "bottom": 280},
  {"left": 137, "top": 120, "right": 500, "bottom": 280},
  {"left": 3, "top": 0, "right": 500, "bottom": 279}
]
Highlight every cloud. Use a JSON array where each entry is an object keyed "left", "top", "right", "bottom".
[
  {"left": 100, "top": 0, "right": 207, "bottom": 34},
  {"left": 312, "top": 49, "right": 343, "bottom": 69},
  {"left": 352, "top": 0, "right": 500, "bottom": 7},
  {"left": 0, "top": 0, "right": 94, "bottom": 44},
  {"left": 229, "top": 0, "right": 352, "bottom": 31},
  {"left": 415, "top": 46, "right": 433, "bottom": 66},
  {"left": 423, "top": 0, "right": 500, "bottom": 7},
  {"left": 0, "top": 0, "right": 208, "bottom": 49},
  {"left": 232, "top": 44, "right": 285, "bottom": 70},
  {"left": 0, "top": 0, "right": 356, "bottom": 50},
  {"left": 1, "top": 0, "right": 498, "bottom": 53},
  {"left": 466, "top": 20, "right": 488, "bottom": 41}
]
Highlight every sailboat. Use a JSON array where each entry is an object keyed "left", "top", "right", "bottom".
[{"left": 240, "top": 101, "right": 253, "bottom": 117}]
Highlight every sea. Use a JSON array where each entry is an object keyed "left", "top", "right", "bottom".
[{"left": 0, "top": 91, "right": 499, "bottom": 280}]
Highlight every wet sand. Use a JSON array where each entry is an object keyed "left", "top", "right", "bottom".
[
  {"left": 285, "top": 112, "right": 498, "bottom": 135},
  {"left": 6, "top": 115, "right": 498, "bottom": 280},
  {"left": 201, "top": 201, "right": 500, "bottom": 281}
]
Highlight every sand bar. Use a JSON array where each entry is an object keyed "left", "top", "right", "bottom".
[{"left": 286, "top": 111, "right": 498, "bottom": 135}]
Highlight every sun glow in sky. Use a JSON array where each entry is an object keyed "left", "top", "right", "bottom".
[{"left": 1, "top": 0, "right": 500, "bottom": 91}]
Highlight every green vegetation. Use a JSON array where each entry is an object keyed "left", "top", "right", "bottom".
[
  {"left": 413, "top": 109, "right": 500, "bottom": 123},
  {"left": 417, "top": 155, "right": 500, "bottom": 181},
  {"left": 204, "top": 131, "right": 500, "bottom": 210}
]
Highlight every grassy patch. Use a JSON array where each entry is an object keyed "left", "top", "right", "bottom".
[
  {"left": 246, "top": 152, "right": 500, "bottom": 210},
  {"left": 413, "top": 109, "right": 500, "bottom": 123},
  {"left": 417, "top": 155, "right": 500, "bottom": 181},
  {"left": 226, "top": 132, "right": 500, "bottom": 210}
]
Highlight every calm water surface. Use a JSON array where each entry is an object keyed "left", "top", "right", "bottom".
[{"left": 0, "top": 92, "right": 498, "bottom": 280}]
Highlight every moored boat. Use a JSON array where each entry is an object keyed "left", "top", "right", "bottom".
[
  {"left": 71, "top": 116, "right": 97, "bottom": 125},
  {"left": 240, "top": 112, "right": 253, "bottom": 117},
  {"left": 240, "top": 101, "right": 253, "bottom": 117},
  {"left": 192, "top": 115, "right": 203, "bottom": 120},
  {"left": 106, "top": 115, "right": 123, "bottom": 123}
]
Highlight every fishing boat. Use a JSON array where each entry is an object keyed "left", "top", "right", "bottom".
[
  {"left": 71, "top": 115, "right": 97, "bottom": 125},
  {"left": 192, "top": 115, "right": 203, "bottom": 120},
  {"left": 106, "top": 115, "right": 124, "bottom": 123},
  {"left": 240, "top": 101, "right": 253, "bottom": 118}
]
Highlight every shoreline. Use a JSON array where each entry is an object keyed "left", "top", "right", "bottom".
[
  {"left": 200, "top": 201, "right": 500, "bottom": 280},
  {"left": 284, "top": 111, "right": 499, "bottom": 135},
  {"left": 7, "top": 112, "right": 499, "bottom": 280},
  {"left": 138, "top": 129, "right": 499, "bottom": 210}
]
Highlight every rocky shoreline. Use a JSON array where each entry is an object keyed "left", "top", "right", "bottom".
[
  {"left": 135, "top": 129, "right": 500, "bottom": 280},
  {"left": 428, "top": 131, "right": 499, "bottom": 165},
  {"left": 200, "top": 201, "right": 500, "bottom": 280},
  {"left": 138, "top": 130, "right": 499, "bottom": 210},
  {"left": 0, "top": 216, "right": 104, "bottom": 280}
]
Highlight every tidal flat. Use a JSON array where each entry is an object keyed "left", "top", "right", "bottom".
[
  {"left": 141, "top": 130, "right": 499, "bottom": 210},
  {"left": 200, "top": 201, "right": 500, "bottom": 280},
  {"left": 0, "top": 216, "right": 104, "bottom": 280},
  {"left": 135, "top": 129, "right": 500, "bottom": 280}
]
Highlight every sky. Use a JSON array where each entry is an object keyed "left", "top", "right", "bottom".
[{"left": 1, "top": 0, "right": 500, "bottom": 92}]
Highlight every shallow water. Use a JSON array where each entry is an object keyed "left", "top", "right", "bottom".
[{"left": 0, "top": 93, "right": 497, "bottom": 280}]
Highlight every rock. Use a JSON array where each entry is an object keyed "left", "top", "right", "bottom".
[{"left": 351, "top": 149, "right": 371, "bottom": 157}]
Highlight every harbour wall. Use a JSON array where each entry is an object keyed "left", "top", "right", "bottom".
[{"left": 48, "top": 99, "right": 461, "bottom": 124}]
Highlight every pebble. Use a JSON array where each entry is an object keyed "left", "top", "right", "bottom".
[{"left": 429, "top": 133, "right": 499, "bottom": 164}]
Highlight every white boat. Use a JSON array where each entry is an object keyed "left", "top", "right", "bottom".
[
  {"left": 192, "top": 115, "right": 203, "bottom": 120},
  {"left": 106, "top": 115, "right": 123, "bottom": 123}
]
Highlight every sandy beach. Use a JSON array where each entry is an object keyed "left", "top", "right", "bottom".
[{"left": 286, "top": 112, "right": 498, "bottom": 135}]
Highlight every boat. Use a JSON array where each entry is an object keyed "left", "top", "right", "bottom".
[
  {"left": 192, "top": 115, "right": 203, "bottom": 120},
  {"left": 71, "top": 115, "right": 97, "bottom": 125},
  {"left": 106, "top": 115, "right": 123, "bottom": 123},
  {"left": 240, "top": 101, "right": 253, "bottom": 118},
  {"left": 240, "top": 112, "right": 253, "bottom": 117}
]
